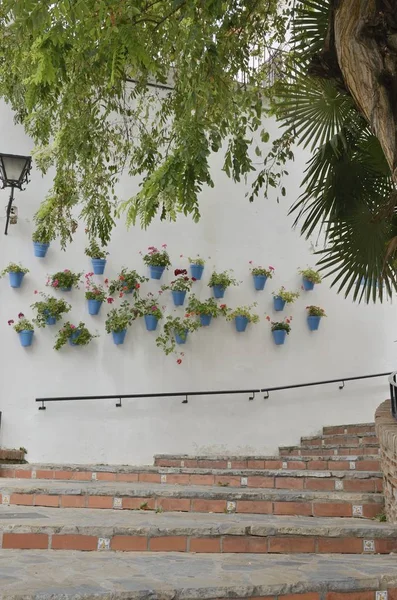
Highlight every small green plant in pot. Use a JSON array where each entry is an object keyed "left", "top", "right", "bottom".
[
  {"left": 47, "top": 270, "right": 82, "bottom": 292},
  {"left": 156, "top": 314, "right": 201, "bottom": 356},
  {"left": 31, "top": 293, "right": 71, "bottom": 327},
  {"left": 161, "top": 270, "right": 194, "bottom": 306},
  {"left": 32, "top": 223, "right": 55, "bottom": 258},
  {"left": 1, "top": 263, "right": 29, "bottom": 288},
  {"left": 85, "top": 239, "right": 109, "bottom": 274},
  {"left": 273, "top": 287, "right": 299, "bottom": 311},
  {"left": 186, "top": 295, "right": 228, "bottom": 327},
  {"left": 8, "top": 313, "right": 35, "bottom": 347},
  {"left": 208, "top": 270, "right": 238, "bottom": 299},
  {"left": 249, "top": 262, "right": 275, "bottom": 291},
  {"left": 188, "top": 256, "right": 206, "bottom": 280},
  {"left": 266, "top": 315, "right": 292, "bottom": 345},
  {"left": 134, "top": 293, "right": 164, "bottom": 331},
  {"left": 54, "top": 321, "right": 97, "bottom": 350},
  {"left": 84, "top": 274, "right": 108, "bottom": 315},
  {"left": 226, "top": 303, "right": 260, "bottom": 333},
  {"left": 108, "top": 268, "right": 148, "bottom": 297},
  {"left": 306, "top": 305, "right": 326, "bottom": 331},
  {"left": 300, "top": 268, "right": 322, "bottom": 291},
  {"left": 142, "top": 244, "right": 171, "bottom": 279},
  {"left": 105, "top": 301, "right": 137, "bottom": 345}
]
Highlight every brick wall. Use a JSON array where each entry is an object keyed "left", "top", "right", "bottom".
[{"left": 375, "top": 400, "right": 397, "bottom": 522}]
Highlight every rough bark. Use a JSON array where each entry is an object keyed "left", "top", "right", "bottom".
[{"left": 334, "top": 0, "right": 397, "bottom": 181}]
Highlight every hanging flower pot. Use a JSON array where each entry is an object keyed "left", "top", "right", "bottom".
[
  {"left": 273, "top": 296, "right": 286, "bottom": 311},
  {"left": 306, "top": 306, "right": 326, "bottom": 331},
  {"left": 227, "top": 305, "right": 259, "bottom": 332},
  {"left": 68, "top": 329, "right": 82, "bottom": 346},
  {"left": 190, "top": 263, "right": 204, "bottom": 280},
  {"left": 9, "top": 271, "right": 25, "bottom": 288},
  {"left": 46, "top": 315, "right": 57, "bottom": 325},
  {"left": 172, "top": 290, "right": 187, "bottom": 306},
  {"left": 47, "top": 270, "right": 82, "bottom": 292},
  {"left": 144, "top": 314, "right": 159, "bottom": 331},
  {"left": 208, "top": 271, "right": 238, "bottom": 300},
  {"left": 200, "top": 313, "right": 212, "bottom": 326},
  {"left": 175, "top": 330, "right": 188, "bottom": 344},
  {"left": 234, "top": 315, "right": 249, "bottom": 332},
  {"left": 33, "top": 242, "right": 50, "bottom": 258},
  {"left": 302, "top": 277, "right": 315, "bottom": 291},
  {"left": 300, "top": 269, "right": 322, "bottom": 291},
  {"left": 143, "top": 246, "right": 171, "bottom": 279},
  {"left": 54, "top": 322, "right": 97, "bottom": 350},
  {"left": 91, "top": 258, "right": 107, "bottom": 275},
  {"left": 212, "top": 284, "right": 225, "bottom": 298},
  {"left": 60, "top": 286, "right": 72, "bottom": 292},
  {"left": 32, "top": 295, "right": 71, "bottom": 328},
  {"left": 112, "top": 329, "right": 127, "bottom": 345},
  {"left": 307, "top": 315, "right": 321, "bottom": 331},
  {"left": 272, "top": 329, "right": 287, "bottom": 345},
  {"left": 19, "top": 330, "right": 34, "bottom": 347},
  {"left": 87, "top": 299, "right": 102, "bottom": 315},
  {"left": 150, "top": 265, "right": 165, "bottom": 280},
  {"left": 253, "top": 275, "right": 267, "bottom": 291}
]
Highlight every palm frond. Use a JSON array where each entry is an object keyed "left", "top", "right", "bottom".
[{"left": 291, "top": 0, "right": 331, "bottom": 63}]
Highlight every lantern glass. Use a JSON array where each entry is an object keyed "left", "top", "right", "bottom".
[{"left": 0, "top": 153, "right": 32, "bottom": 188}]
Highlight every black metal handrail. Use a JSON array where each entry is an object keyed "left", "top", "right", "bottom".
[
  {"left": 389, "top": 372, "right": 397, "bottom": 419},
  {"left": 36, "top": 371, "right": 391, "bottom": 410}
]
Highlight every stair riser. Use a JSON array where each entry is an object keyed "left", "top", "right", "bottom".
[
  {"left": 154, "top": 458, "right": 381, "bottom": 470},
  {"left": 1, "top": 531, "right": 396, "bottom": 554},
  {"left": 302, "top": 436, "right": 379, "bottom": 446},
  {"left": 279, "top": 447, "right": 380, "bottom": 457},
  {"left": 1, "top": 493, "right": 383, "bottom": 518},
  {"left": 323, "top": 424, "right": 375, "bottom": 435}
]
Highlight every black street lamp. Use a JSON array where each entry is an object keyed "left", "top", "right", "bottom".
[{"left": 0, "top": 153, "right": 32, "bottom": 235}]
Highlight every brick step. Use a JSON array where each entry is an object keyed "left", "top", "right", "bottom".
[
  {"left": 154, "top": 454, "right": 381, "bottom": 470},
  {"left": 0, "top": 505, "right": 395, "bottom": 554},
  {"left": 0, "top": 449, "right": 26, "bottom": 464},
  {"left": 301, "top": 433, "right": 379, "bottom": 446},
  {"left": 0, "top": 464, "right": 383, "bottom": 492},
  {"left": 279, "top": 445, "right": 380, "bottom": 457},
  {"left": 2, "top": 550, "right": 397, "bottom": 599},
  {"left": 323, "top": 422, "right": 375, "bottom": 435},
  {"left": 0, "top": 479, "right": 384, "bottom": 518}
]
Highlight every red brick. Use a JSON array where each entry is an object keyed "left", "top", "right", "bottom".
[
  {"left": 268, "top": 537, "right": 315, "bottom": 553},
  {"left": 116, "top": 473, "right": 139, "bottom": 482},
  {"left": 70, "top": 472, "right": 92, "bottom": 481},
  {"left": 275, "top": 477, "right": 304, "bottom": 490},
  {"left": 15, "top": 470, "right": 32, "bottom": 479},
  {"left": 61, "top": 495, "right": 86, "bottom": 508},
  {"left": 189, "top": 537, "right": 221, "bottom": 553},
  {"left": 236, "top": 500, "right": 272, "bottom": 514},
  {"left": 347, "top": 425, "right": 375, "bottom": 434},
  {"left": 387, "top": 589, "right": 397, "bottom": 600},
  {"left": 286, "top": 461, "right": 306, "bottom": 470},
  {"left": 329, "top": 461, "right": 350, "bottom": 471},
  {"left": 191, "top": 499, "right": 226, "bottom": 513},
  {"left": 264, "top": 460, "right": 283, "bottom": 469},
  {"left": 10, "top": 493, "right": 34, "bottom": 506},
  {"left": 52, "top": 535, "right": 97, "bottom": 551},
  {"left": 280, "top": 595, "right": 320, "bottom": 600},
  {"left": 54, "top": 470, "right": 73, "bottom": 480},
  {"left": 155, "top": 459, "right": 179, "bottom": 467},
  {"left": 165, "top": 474, "right": 190, "bottom": 485},
  {"left": 138, "top": 473, "right": 161, "bottom": 483},
  {"left": 375, "top": 479, "right": 384, "bottom": 492},
  {"left": 247, "top": 460, "right": 265, "bottom": 469},
  {"left": 247, "top": 477, "right": 274, "bottom": 488},
  {"left": 326, "top": 593, "right": 374, "bottom": 600},
  {"left": 230, "top": 460, "right": 248, "bottom": 469},
  {"left": 216, "top": 476, "right": 241, "bottom": 487},
  {"left": 273, "top": 502, "right": 312, "bottom": 516},
  {"left": 96, "top": 472, "right": 117, "bottom": 481},
  {"left": 343, "top": 480, "right": 376, "bottom": 493},
  {"left": 110, "top": 536, "right": 148, "bottom": 551},
  {"left": 313, "top": 503, "right": 351, "bottom": 517},
  {"left": 149, "top": 536, "right": 187, "bottom": 551},
  {"left": 183, "top": 460, "right": 198, "bottom": 467},
  {"left": 36, "top": 470, "right": 55, "bottom": 479},
  {"left": 363, "top": 504, "right": 383, "bottom": 518},
  {"left": 157, "top": 498, "right": 191, "bottom": 512},
  {"left": 35, "top": 494, "right": 59, "bottom": 507},
  {"left": 190, "top": 475, "right": 215, "bottom": 485},
  {"left": 305, "top": 479, "right": 335, "bottom": 491},
  {"left": 122, "top": 497, "right": 156, "bottom": 510},
  {"left": 324, "top": 426, "right": 345, "bottom": 435},
  {"left": 222, "top": 536, "right": 268, "bottom": 553},
  {"left": 3, "top": 533, "right": 48, "bottom": 549},
  {"left": 307, "top": 461, "right": 327, "bottom": 470},
  {"left": 317, "top": 538, "right": 363, "bottom": 553},
  {"left": 362, "top": 436, "right": 378, "bottom": 445},
  {"left": 356, "top": 461, "right": 380, "bottom": 470},
  {"left": 198, "top": 460, "right": 227, "bottom": 469},
  {"left": 375, "top": 538, "right": 397, "bottom": 553},
  {"left": 87, "top": 496, "right": 113, "bottom": 509}
]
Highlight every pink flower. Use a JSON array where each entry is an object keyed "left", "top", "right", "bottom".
[
  {"left": 107, "top": 297, "right": 114, "bottom": 304},
  {"left": 151, "top": 306, "right": 157, "bottom": 311},
  {"left": 119, "top": 292, "right": 124, "bottom": 298},
  {"left": 52, "top": 279, "right": 59, "bottom": 287},
  {"left": 7, "top": 320, "right": 14, "bottom": 326},
  {"left": 136, "top": 283, "right": 140, "bottom": 289},
  {"left": 34, "top": 290, "right": 38, "bottom": 294},
  {"left": 269, "top": 266, "right": 275, "bottom": 270},
  {"left": 162, "top": 244, "right": 167, "bottom": 248},
  {"left": 104, "top": 278, "right": 109, "bottom": 284},
  {"left": 18, "top": 313, "right": 24, "bottom": 318},
  {"left": 180, "top": 254, "right": 183, "bottom": 258},
  {"left": 266, "top": 316, "right": 271, "bottom": 321},
  {"left": 64, "top": 269, "right": 70, "bottom": 273},
  {"left": 70, "top": 324, "right": 76, "bottom": 329},
  {"left": 177, "top": 359, "right": 182, "bottom": 365},
  {"left": 249, "top": 261, "right": 253, "bottom": 264}
]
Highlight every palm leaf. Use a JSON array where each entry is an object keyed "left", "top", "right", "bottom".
[{"left": 291, "top": 0, "right": 331, "bottom": 63}]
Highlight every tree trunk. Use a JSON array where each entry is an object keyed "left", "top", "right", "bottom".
[{"left": 334, "top": 0, "right": 397, "bottom": 182}]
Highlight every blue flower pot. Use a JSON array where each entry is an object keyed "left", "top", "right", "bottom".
[
  {"left": 124, "top": 288, "right": 134, "bottom": 295},
  {"left": 9, "top": 271, "right": 25, "bottom": 288},
  {"left": 235, "top": 315, "right": 249, "bottom": 332},
  {"left": 149, "top": 265, "right": 165, "bottom": 280},
  {"left": 175, "top": 330, "right": 188, "bottom": 344},
  {"left": 303, "top": 277, "right": 315, "bottom": 291},
  {"left": 172, "top": 290, "right": 186, "bottom": 306},
  {"left": 190, "top": 263, "right": 204, "bottom": 280},
  {"left": 60, "top": 286, "right": 72, "bottom": 292},
  {"left": 307, "top": 315, "right": 321, "bottom": 331},
  {"left": 212, "top": 285, "right": 225, "bottom": 299},
  {"left": 87, "top": 298, "right": 102, "bottom": 315},
  {"left": 46, "top": 316, "right": 57, "bottom": 325},
  {"left": 272, "top": 329, "right": 287, "bottom": 345},
  {"left": 92, "top": 258, "right": 107, "bottom": 275},
  {"left": 144, "top": 314, "right": 158, "bottom": 331},
  {"left": 112, "top": 329, "right": 127, "bottom": 345},
  {"left": 19, "top": 330, "right": 34, "bottom": 347},
  {"left": 68, "top": 330, "right": 81, "bottom": 346},
  {"left": 273, "top": 296, "right": 286, "bottom": 311},
  {"left": 253, "top": 274, "right": 267, "bottom": 291},
  {"left": 200, "top": 314, "right": 212, "bottom": 327},
  {"left": 33, "top": 242, "right": 49, "bottom": 258}
]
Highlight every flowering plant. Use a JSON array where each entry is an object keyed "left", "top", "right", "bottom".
[
  {"left": 266, "top": 315, "right": 292, "bottom": 333},
  {"left": 161, "top": 269, "right": 194, "bottom": 292},
  {"left": 226, "top": 303, "right": 260, "bottom": 323},
  {"left": 134, "top": 294, "right": 164, "bottom": 321},
  {"left": 108, "top": 268, "right": 148, "bottom": 296},
  {"left": 32, "top": 223, "right": 54, "bottom": 244},
  {"left": 84, "top": 274, "right": 108, "bottom": 301},
  {"left": 105, "top": 301, "right": 137, "bottom": 333},
  {"left": 208, "top": 270, "right": 238, "bottom": 289},
  {"left": 306, "top": 305, "right": 326, "bottom": 317},
  {"left": 249, "top": 262, "right": 275, "bottom": 278},
  {"left": 47, "top": 270, "right": 82, "bottom": 289},
  {"left": 142, "top": 245, "right": 171, "bottom": 268},
  {"left": 273, "top": 286, "right": 300, "bottom": 303},
  {"left": 300, "top": 268, "right": 322, "bottom": 284},
  {"left": 186, "top": 296, "right": 228, "bottom": 318},
  {"left": 54, "top": 321, "right": 97, "bottom": 350},
  {"left": 31, "top": 293, "right": 71, "bottom": 327},
  {"left": 1, "top": 263, "right": 29, "bottom": 276},
  {"left": 85, "top": 239, "right": 108, "bottom": 259},
  {"left": 156, "top": 314, "right": 201, "bottom": 355},
  {"left": 8, "top": 313, "right": 34, "bottom": 333},
  {"left": 188, "top": 256, "right": 206, "bottom": 266}
]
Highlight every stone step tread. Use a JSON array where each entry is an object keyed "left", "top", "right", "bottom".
[
  {"left": 0, "top": 505, "right": 395, "bottom": 538},
  {"left": 1, "top": 550, "right": 397, "bottom": 599},
  {"left": 280, "top": 444, "right": 380, "bottom": 450},
  {"left": 323, "top": 422, "right": 375, "bottom": 430},
  {"left": 154, "top": 453, "right": 381, "bottom": 461},
  {"left": 302, "top": 432, "right": 378, "bottom": 441},
  {"left": 0, "top": 478, "right": 384, "bottom": 502}
]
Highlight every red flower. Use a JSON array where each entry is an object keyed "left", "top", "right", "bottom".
[
  {"left": 18, "top": 313, "right": 24, "bottom": 319},
  {"left": 192, "top": 277, "right": 197, "bottom": 282},
  {"left": 107, "top": 297, "right": 114, "bottom": 304},
  {"left": 119, "top": 275, "right": 125, "bottom": 281},
  {"left": 119, "top": 292, "right": 124, "bottom": 298},
  {"left": 249, "top": 261, "right": 253, "bottom": 264},
  {"left": 135, "top": 283, "right": 140, "bottom": 289},
  {"left": 123, "top": 286, "right": 129, "bottom": 291},
  {"left": 34, "top": 290, "right": 38, "bottom": 294},
  {"left": 266, "top": 316, "right": 271, "bottom": 321},
  {"left": 177, "top": 359, "right": 182, "bottom": 365},
  {"left": 7, "top": 320, "right": 14, "bottom": 326},
  {"left": 220, "top": 304, "right": 226, "bottom": 309},
  {"left": 104, "top": 278, "right": 109, "bottom": 284},
  {"left": 286, "top": 318, "right": 290, "bottom": 324}
]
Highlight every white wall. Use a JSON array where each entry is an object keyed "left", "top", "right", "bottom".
[{"left": 0, "top": 100, "right": 395, "bottom": 465}]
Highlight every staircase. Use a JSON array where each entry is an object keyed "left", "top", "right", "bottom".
[{"left": 1, "top": 421, "right": 397, "bottom": 599}]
